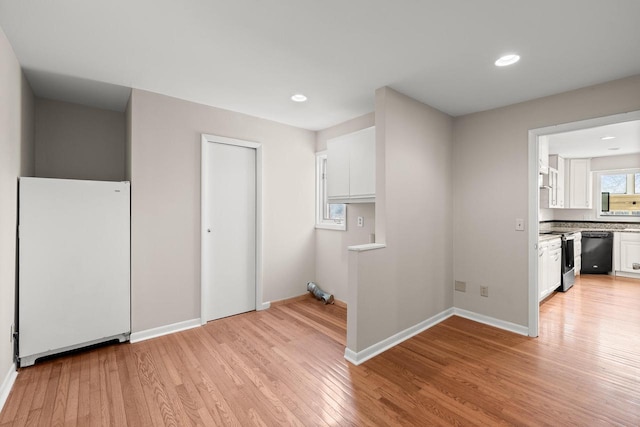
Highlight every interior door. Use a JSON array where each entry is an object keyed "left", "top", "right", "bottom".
[{"left": 204, "top": 142, "right": 256, "bottom": 321}]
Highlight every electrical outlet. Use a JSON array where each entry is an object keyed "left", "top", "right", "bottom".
[
  {"left": 480, "top": 286, "right": 489, "bottom": 297},
  {"left": 357, "top": 216, "right": 364, "bottom": 227},
  {"left": 515, "top": 218, "right": 525, "bottom": 231},
  {"left": 454, "top": 281, "right": 466, "bottom": 292}
]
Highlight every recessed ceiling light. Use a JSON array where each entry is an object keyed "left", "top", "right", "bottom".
[
  {"left": 601, "top": 136, "right": 616, "bottom": 140},
  {"left": 495, "top": 54, "right": 520, "bottom": 67},
  {"left": 291, "top": 94, "right": 307, "bottom": 102},
  {"left": 608, "top": 147, "right": 620, "bottom": 151}
]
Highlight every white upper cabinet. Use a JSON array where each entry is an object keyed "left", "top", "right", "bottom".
[
  {"left": 541, "top": 155, "right": 565, "bottom": 209},
  {"left": 540, "top": 167, "right": 558, "bottom": 209},
  {"left": 569, "top": 158, "right": 592, "bottom": 209},
  {"left": 539, "top": 136, "right": 549, "bottom": 174},
  {"left": 327, "top": 126, "right": 375, "bottom": 203},
  {"left": 326, "top": 138, "right": 350, "bottom": 199},
  {"left": 551, "top": 155, "right": 565, "bottom": 208}
]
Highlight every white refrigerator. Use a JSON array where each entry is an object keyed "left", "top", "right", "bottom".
[{"left": 18, "top": 177, "right": 130, "bottom": 367}]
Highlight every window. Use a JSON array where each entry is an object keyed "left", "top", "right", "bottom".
[
  {"left": 598, "top": 169, "right": 640, "bottom": 217},
  {"left": 316, "top": 152, "right": 346, "bottom": 230},
  {"left": 601, "top": 174, "right": 627, "bottom": 194}
]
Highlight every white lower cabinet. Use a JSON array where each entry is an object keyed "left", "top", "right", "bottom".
[
  {"left": 538, "top": 241, "right": 548, "bottom": 300},
  {"left": 574, "top": 232, "right": 581, "bottom": 276},
  {"left": 620, "top": 232, "right": 640, "bottom": 274},
  {"left": 548, "top": 242, "right": 562, "bottom": 294},
  {"left": 539, "top": 237, "right": 562, "bottom": 301}
]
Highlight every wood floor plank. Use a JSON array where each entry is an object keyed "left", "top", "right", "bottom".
[
  {"left": 62, "top": 355, "right": 81, "bottom": 426},
  {"left": 2, "top": 274, "right": 640, "bottom": 425},
  {"left": 116, "top": 344, "right": 152, "bottom": 426}
]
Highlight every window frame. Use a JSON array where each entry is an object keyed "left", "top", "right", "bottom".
[
  {"left": 595, "top": 168, "right": 640, "bottom": 219},
  {"left": 315, "top": 152, "right": 346, "bottom": 231}
]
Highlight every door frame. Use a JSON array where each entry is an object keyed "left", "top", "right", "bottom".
[
  {"left": 527, "top": 109, "right": 640, "bottom": 337},
  {"left": 200, "top": 134, "right": 265, "bottom": 325}
]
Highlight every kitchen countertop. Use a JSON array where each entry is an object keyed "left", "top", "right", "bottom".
[
  {"left": 539, "top": 234, "right": 562, "bottom": 243},
  {"left": 538, "top": 222, "right": 640, "bottom": 241},
  {"left": 538, "top": 227, "right": 640, "bottom": 242}
]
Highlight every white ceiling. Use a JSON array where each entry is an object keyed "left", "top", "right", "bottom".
[
  {"left": 548, "top": 120, "right": 640, "bottom": 159},
  {"left": 1, "top": 1, "right": 640, "bottom": 130}
]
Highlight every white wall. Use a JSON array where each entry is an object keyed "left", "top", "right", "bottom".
[
  {"left": 129, "top": 89, "right": 316, "bottom": 332},
  {"left": 35, "top": 98, "right": 125, "bottom": 181},
  {"left": 454, "top": 75, "right": 640, "bottom": 326},
  {"left": 348, "top": 87, "right": 454, "bottom": 352},
  {"left": 315, "top": 113, "right": 375, "bottom": 302},
  {"left": 591, "top": 153, "right": 640, "bottom": 171},
  {"left": 0, "top": 26, "right": 34, "bottom": 383}
]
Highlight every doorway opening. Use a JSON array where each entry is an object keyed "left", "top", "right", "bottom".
[{"left": 528, "top": 110, "right": 640, "bottom": 337}]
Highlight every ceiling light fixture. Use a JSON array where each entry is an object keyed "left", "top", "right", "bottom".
[
  {"left": 601, "top": 136, "right": 616, "bottom": 140},
  {"left": 495, "top": 54, "right": 520, "bottom": 67},
  {"left": 291, "top": 94, "right": 307, "bottom": 102}
]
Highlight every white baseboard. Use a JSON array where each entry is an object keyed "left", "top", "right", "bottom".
[
  {"left": 614, "top": 271, "right": 640, "bottom": 280},
  {"left": 130, "top": 318, "right": 201, "bottom": 343},
  {"left": 344, "top": 308, "right": 455, "bottom": 365},
  {"left": 0, "top": 363, "right": 17, "bottom": 414},
  {"left": 344, "top": 306, "right": 529, "bottom": 365},
  {"left": 258, "top": 302, "right": 271, "bottom": 310},
  {"left": 453, "top": 308, "right": 529, "bottom": 336}
]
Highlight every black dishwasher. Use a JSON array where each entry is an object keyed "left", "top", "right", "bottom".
[{"left": 581, "top": 231, "right": 613, "bottom": 274}]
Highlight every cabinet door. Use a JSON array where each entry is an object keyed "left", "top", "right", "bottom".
[
  {"left": 569, "top": 159, "right": 592, "bottom": 209},
  {"left": 556, "top": 156, "right": 565, "bottom": 208},
  {"left": 348, "top": 127, "right": 375, "bottom": 198},
  {"left": 326, "top": 139, "right": 350, "bottom": 199},
  {"left": 550, "top": 169, "right": 558, "bottom": 207},
  {"left": 539, "top": 136, "right": 549, "bottom": 174},
  {"left": 548, "top": 248, "right": 562, "bottom": 292},
  {"left": 574, "top": 235, "right": 582, "bottom": 275},
  {"left": 540, "top": 168, "right": 558, "bottom": 209},
  {"left": 538, "top": 245, "right": 548, "bottom": 300},
  {"left": 621, "top": 240, "right": 640, "bottom": 273}
]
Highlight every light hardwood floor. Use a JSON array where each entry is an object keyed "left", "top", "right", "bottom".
[{"left": 2, "top": 275, "right": 639, "bottom": 426}]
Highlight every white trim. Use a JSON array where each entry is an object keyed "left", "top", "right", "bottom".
[
  {"left": 613, "top": 271, "right": 640, "bottom": 280},
  {"left": 344, "top": 308, "right": 455, "bottom": 365},
  {"left": 315, "top": 152, "right": 346, "bottom": 231},
  {"left": 315, "top": 223, "right": 347, "bottom": 231},
  {"left": 344, "top": 307, "right": 529, "bottom": 366},
  {"left": 258, "top": 302, "right": 271, "bottom": 311},
  {"left": 528, "top": 129, "right": 540, "bottom": 338},
  {"left": 453, "top": 308, "right": 529, "bottom": 336},
  {"left": 0, "top": 364, "right": 17, "bottom": 413},
  {"left": 201, "top": 134, "right": 264, "bottom": 325},
  {"left": 347, "top": 243, "right": 386, "bottom": 252},
  {"left": 595, "top": 168, "right": 640, "bottom": 221},
  {"left": 130, "top": 318, "right": 201, "bottom": 343}
]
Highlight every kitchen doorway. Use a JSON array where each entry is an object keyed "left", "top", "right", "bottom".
[{"left": 528, "top": 110, "right": 640, "bottom": 337}]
